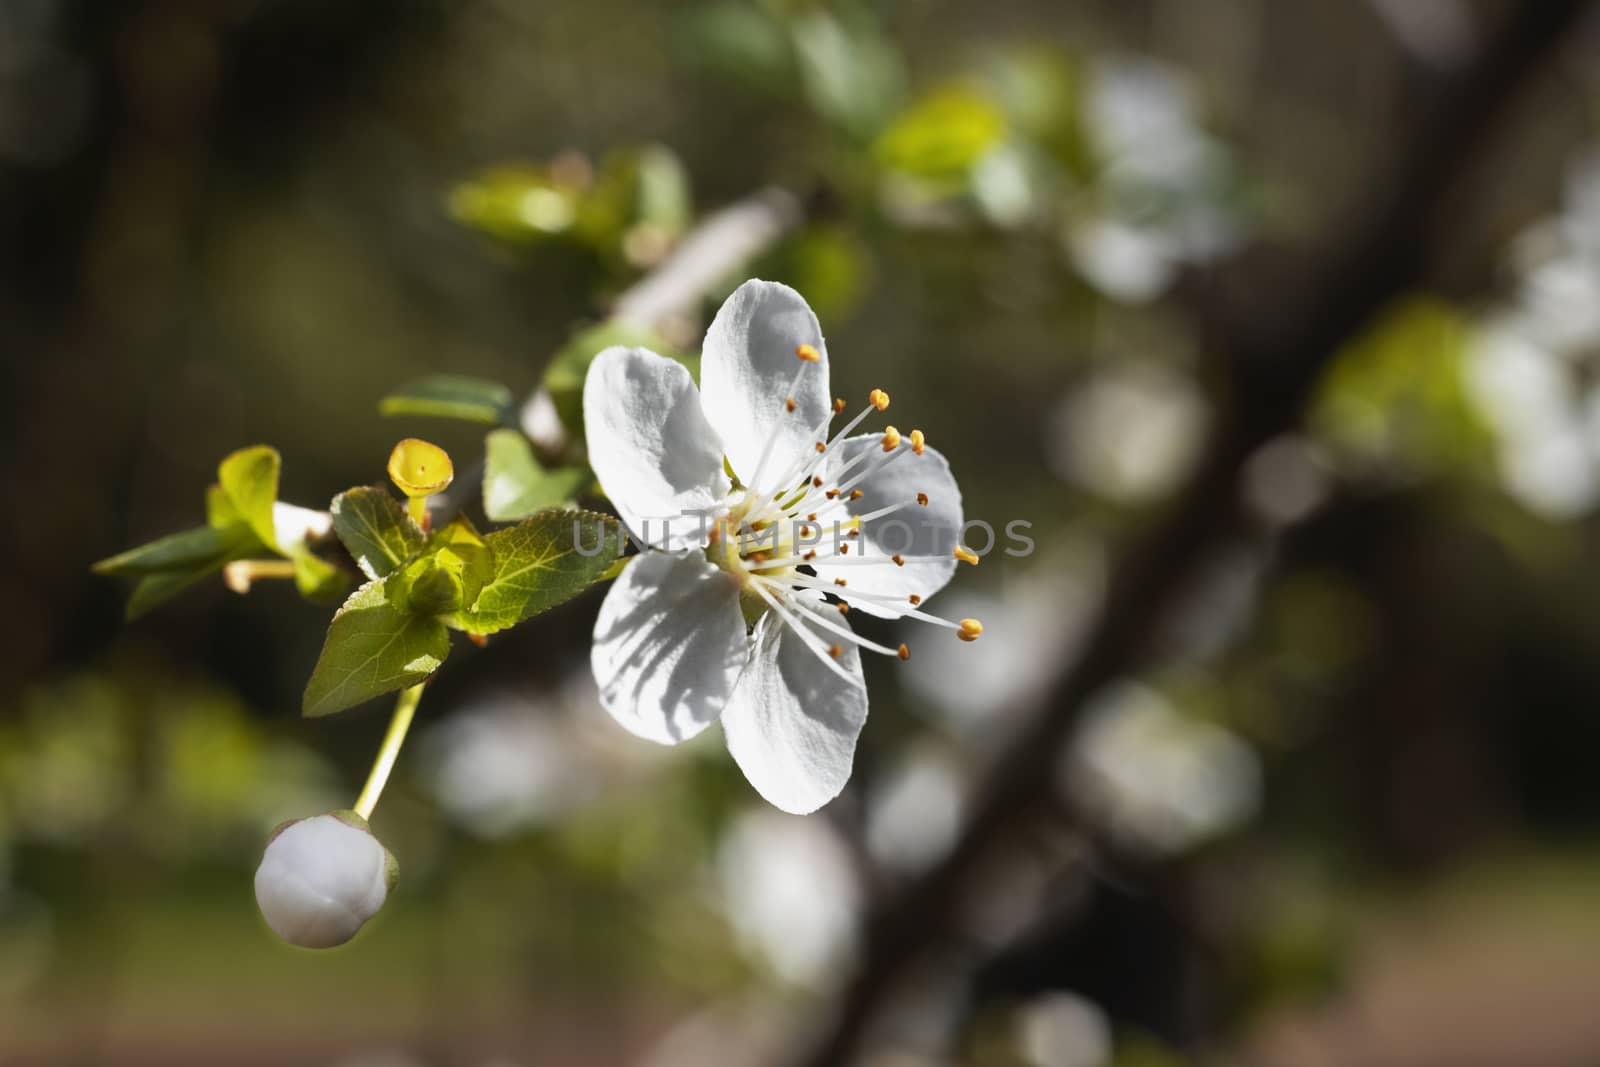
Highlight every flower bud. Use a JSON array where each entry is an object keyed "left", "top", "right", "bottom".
[{"left": 254, "top": 811, "right": 397, "bottom": 949}]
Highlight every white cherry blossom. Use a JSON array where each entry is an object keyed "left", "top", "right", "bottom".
[{"left": 583, "top": 279, "right": 982, "bottom": 813}]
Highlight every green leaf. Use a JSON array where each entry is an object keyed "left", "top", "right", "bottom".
[
  {"left": 463, "top": 510, "right": 624, "bottom": 635},
  {"left": 205, "top": 484, "right": 240, "bottom": 529},
  {"left": 331, "top": 487, "right": 425, "bottom": 580},
  {"left": 126, "top": 569, "right": 213, "bottom": 621},
  {"left": 218, "top": 446, "right": 282, "bottom": 550},
  {"left": 92, "top": 524, "right": 255, "bottom": 577},
  {"left": 290, "top": 546, "right": 351, "bottom": 603},
  {"left": 303, "top": 579, "right": 451, "bottom": 717},
  {"left": 380, "top": 375, "right": 515, "bottom": 426},
  {"left": 873, "top": 84, "right": 1007, "bottom": 186},
  {"left": 482, "top": 429, "right": 589, "bottom": 521}
]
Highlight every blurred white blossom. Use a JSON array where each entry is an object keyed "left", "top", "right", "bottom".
[
  {"left": 1015, "top": 991, "right": 1113, "bottom": 1067},
  {"left": 422, "top": 673, "right": 660, "bottom": 839},
  {"left": 1468, "top": 319, "right": 1600, "bottom": 519},
  {"left": 1067, "top": 56, "right": 1243, "bottom": 304},
  {"left": 1063, "top": 682, "right": 1259, "bottom": 857},
  {"left": 634, "top": 999, "right": 784, "bottom": 1067},
  {"left": 902, "top": 548, "right": 1104, "bottom": 737},
  {"left": 1049, "top": 361, "right": 1208, "bottom": 503},
  {"left": 715, "top": 809, "right": 860, "bottom": 987},
  {"left": 865, "top": 746, "right": 965, "bottom": 876}
]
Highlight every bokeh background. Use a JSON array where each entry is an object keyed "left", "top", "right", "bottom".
[{"left": 7, "top": 0, "right": 1600, "bottom": 1064}]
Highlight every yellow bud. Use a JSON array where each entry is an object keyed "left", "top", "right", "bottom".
[{"left": 388, "top": 439, "right": 454, "bottom": 499}]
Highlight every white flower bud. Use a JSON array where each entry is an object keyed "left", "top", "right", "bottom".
[{"left": 254, "top": 811, "right": 396, "bottom": 949}]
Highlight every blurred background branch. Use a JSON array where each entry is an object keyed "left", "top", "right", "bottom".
[{"left": 795, "top": 2, "right": 1600, "bottom": 1063}]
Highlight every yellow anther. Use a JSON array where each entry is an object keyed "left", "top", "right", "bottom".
[
  {"left": 839, "top": 543, "right": 849, "bottom": 555},
  {"left": 828, "top": 643, "right": 843, "bottom": 658},
  {"left": 957, "top": 618, "right": 983, "bottom": 642},
  {"left": 954, "top": 545, "right": 980, "bottom": 565},
  {"left": 796, "top": 343, "right": 821, "bottom": 363},
  {"left": 869, "top": 388, "right": 890, "bottom": 411},
  {"left": 847, "top": 529, "right": 859, "bottom": 538},
  {"left": 785, "top": 398, "right": 796, "bottom": 413},
  {"left": 813, "top": 476, "right": 824, "bottom": 487},
  {"left": 881, "top": 426, "right": 901, "bottom": 451},
  {"left": 834, "top": 397, "right": 847, "bottom": 413},
  {"left": 799, "top": 524, "right": 814, "bottom": 539},
  {"left": 804, "top": 550, "right": 818, "bottom": 561},
  {"left": 807, "top": 512, "right": 817, "bottom": 521},
  {"left": 891, "top": 554, "right": 905, "bottom": 567},
  {"left": 916, "top": 492, "right": 929, "bottom": 506},
  {"left": 897, "top": 643, "right": 911, "bottom": 661},
  {"left": 850, "top": 489, "right": 864, "bottom": 500},
  {"left": 908, "top": 594, "right": 922, "bottom": 606},
  {"left": 838, "top": 602, "right": 850, "bottom": 615},
  {"left": 826, "top": 489, "right": 840, "bottom": 499},
  {"left": 834, "top": 577, "right": 848, "bottom": 587},
  {"left": 910, "top": 429, "right": 925, "bottom": 455},
  {"left": 815, "top": 441, "right": 826, "bottom": 453}
]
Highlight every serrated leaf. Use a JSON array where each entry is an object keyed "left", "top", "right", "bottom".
[
  {"left": 331, "top": 487, "right": 425, "bottom": 580},
  {"left": 92, "top": 524, "right": 255, "bottom": 577},
  {"left": 303, "top": 579, "right": 451, "bottom": 717},
  {"left": 463, "top": 510, "right": 624, "bottom": 635},
  {"left": 218, "top": 446, "right": 282, "bottom": 550},
  {"left": 380, "top": 375, "right": 515, "bottom": 425},
  {"left": 483, "top": 429, "right": 589, "bottom": 521}
]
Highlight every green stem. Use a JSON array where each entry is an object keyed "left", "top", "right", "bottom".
[{"left": 353, "top": 683, "right": 425, "bottom": 820}]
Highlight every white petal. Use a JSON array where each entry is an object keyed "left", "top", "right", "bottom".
[
  {"left": 584, "top": 346, "right": 729, "bottom": 549},
  {"left": 591, "top": 551, "right": 749, "bottom": 745},
  {"left": 271, "top": 502, "right": 332, "bottom": 550},
  {"left": 700, "top": 280, "right": 831, "bottom": 486},
  {"left": 811, "top": 436, "right": 964, "bottom": 618},
  {"left": 722, "top": 605, "right": 868, "bottom": 814},
  {"left": 254, "top": 814, "right": 392, "bottom": 949}
]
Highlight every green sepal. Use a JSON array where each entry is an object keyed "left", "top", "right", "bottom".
[
  {"left": 428, "top": 517, "right": 496, "bottom": 618},
  {"left": 391, "top": 553, "right": 466, "bottom": 616}
]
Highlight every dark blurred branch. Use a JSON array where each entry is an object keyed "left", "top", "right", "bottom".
[{"left": 794, "top": 2, "right": 1597, "bottom": 1063}]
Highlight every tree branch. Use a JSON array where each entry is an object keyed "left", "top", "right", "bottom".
[{"left": 793, "top": 2, "right": 1598, "bottom": 1063}]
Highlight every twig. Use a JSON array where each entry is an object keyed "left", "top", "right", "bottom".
[
  {"left": 608, "top": 187, "right": 803, "bottom": 332},
  {"left": 792, "top": 2, "right": 1597, "bottom": 1063},
  {"left": 513, "top": 186, "right": 804, "bottom": 454}
]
